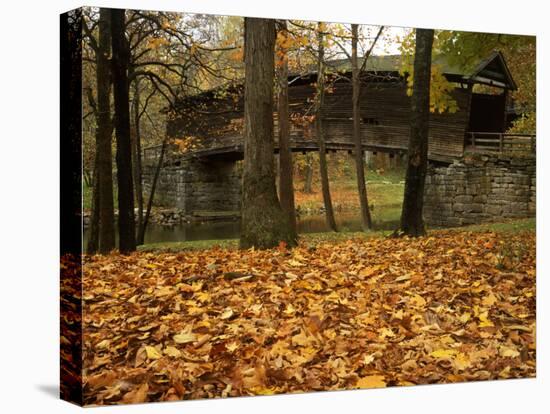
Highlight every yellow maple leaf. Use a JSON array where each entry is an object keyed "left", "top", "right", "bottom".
[
  {"left": 283, "top": 303, "right": 296, "bottom": 315},
  {"left": 163, "top": 346, "right": 181, "bottom": 358},
  {"left": 392, "top": 309, "right": 404, "bottom": 320},
  {"left": 478, "top": 311, "right": 494, "bottom": 327},
  {"left": 410, "top": 294, "right": 427, "bottom": 307},
  {"left": 378, "top": 327, "right": 395, "bottom": 339},
  {"left": 499, "top": 345, "right": 520, "bottom": 358},
  {"left": 251, "top": 387, "right": 278, "bottom": 395},
  {"left": 155, "top": 286, "right": 174, "bottom": 297},
  {"left": 362, "top": 354, "right": 375, "bottom": 365},
  {"left": 459, "top": 312, "right": 471, "bottom": 324},
  {"left": 453, "top": 352, "right": 471, "bottom": 370},
  {"left": 482, "top": 293, "right": 497, "bottom": 307},
  {"left": 356, "top": 375, "right": 386, "bottom": 389},
  {"left": 288, "top": 259, "right": 305, "bottom": 267},
  {"left": 194, "top": 291, "right": 211, "bottom": 303},
  {"left": 145, "top": 345, "right": 162, "bottom": 360},
  {"left": 360, "top": 265, "right": 381, "bottom": 278},
  {"left": 430, "top": 349, "right": 458, "bottom": 359}
]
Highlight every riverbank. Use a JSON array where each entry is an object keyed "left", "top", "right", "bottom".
[
  {"left": 137, "top": 217, "right": 535, "bottom": 252},
  {"left": 83, "top": 168, "right": 406, "bottom": 227}
]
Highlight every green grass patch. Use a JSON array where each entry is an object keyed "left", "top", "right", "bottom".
[
  {"left": 139, "top": 238, "right": 238, "bottom": 252},
  {"left": 138, "top": 231, "right": 385, "bottom": 253},
  {"left": 138, "top": 217, "right": 535, "bottom": 253},
  {"left": 445, "top": 217, "right": 535, "bottom": 234},
  {"left": 138, "top": 218, "right": 536, "bottom": 252}
]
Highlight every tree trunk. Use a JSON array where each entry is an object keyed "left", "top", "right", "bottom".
[
  {"left": 139, "top": 134, "right": 169, "bottom": 244},
  {"left": 351, "top": 24, "right": 372, "bottom": 230},
  {"left": 111, "top": 8, "right": 136, "bottom": 253},
  {"left": 96, "top": 7, "right": 115, "bottom": 254},
  {"left": 277, "top": 21, "right": 297, "bottom": 237},
  {"left": 86, "top": 153, "right": 100, "bottom": 254},
  {"left": 400, "top": 28, "right": 434, "bottom": 237},
  {"left": 315, "top": 23, "right": 337, "bottom": 232},
  {"left": 132, "top": 78, "right": 145, "bottom": 245},
  {"left": 240, "top": 17, "right": 296, "bottom": 249},
  {"left": 303, "top": 153, "right": 314, "bottom": 193}
]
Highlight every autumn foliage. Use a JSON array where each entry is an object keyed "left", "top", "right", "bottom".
[{"left": 70, "top": 230, "right": 536, "bottom": 405}]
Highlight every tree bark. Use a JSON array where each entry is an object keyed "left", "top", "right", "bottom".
[
  {"left": 303, "top": 153, "right": 314, "bottom": 193},
  {"left": 132, "top": 78, "right": 145, "bottom": 245},
  {"left": 400, "top": 28, "right": 434, "bottom": 237},
  {"left": 240, "top": 17, "right": 296, "bottom": 249},
  {"left": 276, "top": 21, "right": 297, "bottom": 237},
  {"left": 351, "top": 24, "right": 372, "bottom": 230},
  {"left": 96, "top": 7, "right": 115, "bottom": 254},
  {"left": 139, "top": 134, "right": 169, "bottom": 244},
  {"left": 111, "top": 8, "right": 136, "bottom": 253},
  {"left": 315, "top": 23, "right": 337, "bottom": 232},
  {"left": 86, "top": 153, "right": 100, "bottom": 253}
]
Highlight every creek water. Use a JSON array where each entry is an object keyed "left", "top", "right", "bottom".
[{"left": 84, "top": 209, "right": 401, "bottom": 246}]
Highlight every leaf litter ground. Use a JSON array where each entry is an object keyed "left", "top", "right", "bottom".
[{"left": 75, "top": 230, "right": 535, "bottom": 405}]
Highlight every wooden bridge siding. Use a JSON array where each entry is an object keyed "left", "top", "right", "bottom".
[
  {"left": 320, "top": 82, "right": 470, "bottom": 159},
  {"left": 165, "top": 80, "right": 472, "bottom": 162}
]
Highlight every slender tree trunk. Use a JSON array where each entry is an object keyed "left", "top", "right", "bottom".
[
  {"left": 96, "top": 7, "right": 115, "bottom": 254},
  {"left": 303, "top": 153, "right": 314, "bottom": 193},
  {"left": 86, "top": 153, "right": 100, "bottom": 253},
  {"left": 132, "top": 78, "right": 145, "bottom": 245},
  {"left": 400, "top": 28, "right": 434, "bottom": 237},
  {"left": 111, "top": 9, "right": 136, "bottom": 253},
  {"left": 351, "top": 24, "right": 372, "bottom": 230},
  {"left": 139, "top": 134, "right": 169, "bottom": 244},
  {"left": 277, "top": 21, "right": 297, "bottom": 237},
  {"left": 240, "top": 17, "right": 296, "bottom": 249},
  {"left": 315, "top": 23, "right": 337, "bottom": 232}
]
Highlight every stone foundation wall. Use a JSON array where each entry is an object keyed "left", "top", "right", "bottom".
[
  {"left": 424, "top": 154, "right": 535, "bottom": 227},
  {"left": 142, "top": 159, "right": 241, "bottom": 215}
]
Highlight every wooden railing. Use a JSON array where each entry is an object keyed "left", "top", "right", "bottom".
[{"left": 466, "top": 132, "right": 536, "bottom": 156}]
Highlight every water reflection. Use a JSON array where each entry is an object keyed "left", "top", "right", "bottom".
[{"left": 84, "top": 211, "right": 401, "bottom": 246}]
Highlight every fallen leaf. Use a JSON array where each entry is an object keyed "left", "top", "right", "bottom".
[
  {"left": 356, "top": 375, "right": 386, "bottom": 389},
  {"left": 163, "top": 346, "right": 182, "bottom": 358},
  {"left": 499, "top": 345, "right": 520, "bottom": 358},
  {"left": 482, "top": 293, "right": 497, "bottom": 307},
  {"left": 220, "top": 308, "right": 234, "bottom": 320},
  {"left": 122, "top": 383, "right": 149, "bottom": 404},
  {"left": 145, "top": 345, "right": 162, "bottom": 360},
  {"left": 173, "top": 331, "right": 196, "bottom": 344},
  {"left": 430, "top": 349, "right": 458, "bottom": 359}
]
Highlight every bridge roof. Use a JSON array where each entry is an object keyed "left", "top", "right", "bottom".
[
  {"left": 173, "top": 52, "right": 515, "bottom": 111},
  {"left": 297, "top": 54, "right": 462, "bottom": 76}
]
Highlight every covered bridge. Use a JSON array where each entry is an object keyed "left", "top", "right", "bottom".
[
  {"left": 142, "top": 51, "right": 533, "bottom": 218},
  {"left": 146, "top": 51, "right": 522, "bottom": 165}
]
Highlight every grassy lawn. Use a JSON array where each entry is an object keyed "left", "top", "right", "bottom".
[
  {"left": 294, "top": 168, "right": 405, "bottom": 215},
  {"left": 138, "top": 217, "right": 535, "bottom": 252}
]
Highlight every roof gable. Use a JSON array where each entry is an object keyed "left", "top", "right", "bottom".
[{"left": 468, "top": 51, "right": 517, "bottom": 90}]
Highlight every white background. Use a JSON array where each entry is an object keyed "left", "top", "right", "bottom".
[{"left": 0, "top": 0, "right": 547, "bottom": 412}]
